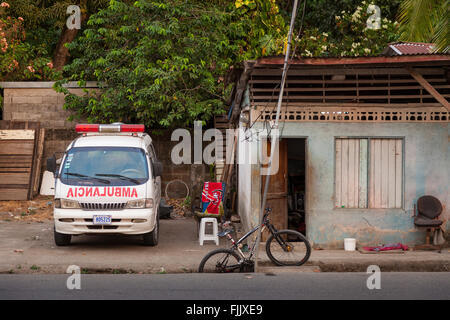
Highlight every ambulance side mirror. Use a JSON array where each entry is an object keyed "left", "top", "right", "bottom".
[
  {"left": 153, "top": 161, "right": 163, "bottom": 177},
  {"left": 46, "top": 155, "right": 57, "bottom": 176}
]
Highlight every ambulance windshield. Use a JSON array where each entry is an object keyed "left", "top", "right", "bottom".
[{"left": 60, "top": 147, "right": 149, "bottom": 186}]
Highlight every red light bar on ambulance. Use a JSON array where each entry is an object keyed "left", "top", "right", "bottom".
[{"left": 75, "top": 123, "right": 145, "bottom": 133}]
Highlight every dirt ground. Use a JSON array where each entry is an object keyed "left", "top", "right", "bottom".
[
  {"left": 0, "top": 195, "right": 54, "bottom": 223},
  {"left": 0, "top": 196, "right": 190, "bottom": 223}
]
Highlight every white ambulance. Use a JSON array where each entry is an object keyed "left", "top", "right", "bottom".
[{"left": 47, "top": 123, "right": 162, "bottom": 246}]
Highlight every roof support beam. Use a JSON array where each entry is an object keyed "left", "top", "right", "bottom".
[{"left": 407, "top": 67, "right": 450, "bottom": 111}]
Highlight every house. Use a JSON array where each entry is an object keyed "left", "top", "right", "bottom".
[{"left": 234, "top": 54, "right": 449, "bottom": 248}]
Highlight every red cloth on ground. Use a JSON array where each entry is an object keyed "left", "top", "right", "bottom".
[{"left": 362, "top": 243, "right": 409, "bottom": 252}]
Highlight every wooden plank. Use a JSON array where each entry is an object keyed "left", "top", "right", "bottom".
[
  {"left": 0, "top": 188, "right": 29, "bottom": 201},
  {"left": 0, "top": 155, "right": 33, "bottom": 167},
  {"left": 373, "top": 139, "right": 382, "bottom": 208},
  {"left": 0, "top": 168, "right": 31, "bottom": 173},
  {"left": 0, "top": 172, "right": 30, "bottom": 184},
  {"left": 250, "top": 85, "right": 450, "bottom": 92},
  {"left": 395, "top": 139, "right": 403, "bottom": 208},
  {"left": 0, "top": 121, "right": 42, "bottom": 201},
  {"left": 252, "top": 94, "right": 450, "bottom": 100},
  {"left": 388, "top": 139, "right": 397, "bottom": 208},
  {"left": 381, "top": 139, "right": 389, "bottom": 208},
  {"left": 353, "top": 139, "right": 360, "bottom": 208},
  {"left": 249, "top": 78, "right": 448, "bottom": 84},
  {"left": 261, "top": 140, "right": 288, "bottom": 241},
  {"left": 31, "top": 128, "right": 45, "bottom": 197},
  {"left": 252, "top": 102, "right": 446, "bottom": 108},
  {"left": 0, "top": 130, "right": 35, "bottom": 140},
  {"left": 341, "top": 139, "right": 349, "bottom": 207},
  {"left": 407, "top": 67, "right": 450, "bottom": 111},
  {"left": 348, "top": 139, "right": 356, "bottom": 208},
  {"left": 359, "top": 139, "right": 368, "bottom": 208},
  {"left": 251, "top": 67, "right": 445, "bottom": 76},
  {"left": 0, "top": 140, "right": 35, "bottom": 155},
  {"left": 335, "top": 139, "right": 342, "bottom": 207},
  {"left": 369, "top": 140, "right": 374, "bottom": 208},
  {"left": 0, "top": 121, "right": 40, "bottom": 130}
]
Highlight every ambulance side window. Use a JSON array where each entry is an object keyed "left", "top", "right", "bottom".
[
  {"left": 146, "top": 144, "right": 156, "bottom": 178},
  {"left": 149, "top": 144, "right": 157, "bottom": 160}
]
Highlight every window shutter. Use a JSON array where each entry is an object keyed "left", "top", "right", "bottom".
[
  {"left": 369, "top": 139, "right": 402, "bottom": 208},
  {"left": 335, "top": 138, "right": 367, "bottom": 208}
]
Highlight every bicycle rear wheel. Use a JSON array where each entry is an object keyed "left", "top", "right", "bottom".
[
  {"left": 198, "top": 248, "right": 241, "bottom": 273},
  {"left": 266, "top": 230, "right": 311, "bottom": 266}
]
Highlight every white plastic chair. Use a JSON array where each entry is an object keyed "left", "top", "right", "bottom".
[{"left": 199, "top": 217, "right": 219, "bottom": 246}]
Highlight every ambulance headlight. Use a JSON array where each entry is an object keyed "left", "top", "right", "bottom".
[
  {"left": 56, "top": 199, "right": 81, "bottom": 209},
  {"left": 125, "top": 198, "right": 153, "bottom": 209}
]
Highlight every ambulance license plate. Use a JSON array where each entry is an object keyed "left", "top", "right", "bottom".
[{"left": 93, "top": 215, "right": 112, "bottom": 225}]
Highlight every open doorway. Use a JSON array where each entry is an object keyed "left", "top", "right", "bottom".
[
  {"left": 261, "top": 138, "right": 306, "bottom": 240},
  {"left": 287, "top": 138, "right": 306, "bottom": 235}
]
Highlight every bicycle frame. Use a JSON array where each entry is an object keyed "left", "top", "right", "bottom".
[
  {"left": 227, "top": 211, "right": 278, "bottom": 261},
  {"left": 205, "top": 207, "right": 310, "bottom": 272}
]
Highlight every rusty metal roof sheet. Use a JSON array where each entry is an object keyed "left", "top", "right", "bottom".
[{"left": 385, "top": 42, "right": 436, "bottom": 55}]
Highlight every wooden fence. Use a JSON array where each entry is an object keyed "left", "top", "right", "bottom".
[{"left": 0, "top": 121, "right": 45, "bottom": 200}]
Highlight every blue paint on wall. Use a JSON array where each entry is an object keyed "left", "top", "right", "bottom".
[{"left": 251, "top": 122, "right": 449, "bottom": 247}]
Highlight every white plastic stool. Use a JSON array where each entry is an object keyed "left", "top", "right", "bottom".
[{"left": 199, "top": 218, "right": 219, "bottom": 246}]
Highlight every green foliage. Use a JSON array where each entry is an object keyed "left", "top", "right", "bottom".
[
  {"left": 55, "top": 0, "right": 287, "bottom": 128},
  {"left": 293, "top": 1, "right": 400, "bottom": 57},
  {"left": 5, "top": 0, "right": 109, "bottom": 29},
  {"left": 235, "top": 0, "right": 288, "bottom": 58},
  {"left": 398, "top": 0, "right": 449, "bottom": 52},
  {"left": 279, "top": 0, "right": 402, "bottom": 41},
  {"left": 0, "top": 3, "right": 60, "bottom": 80},
  {"left": 0, "top": 0, "right": 110, "bottom": 81}
]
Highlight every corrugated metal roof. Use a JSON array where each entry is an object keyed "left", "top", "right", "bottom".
[{"left": 386, "top": 42, "right": 436, "bottom": 55}]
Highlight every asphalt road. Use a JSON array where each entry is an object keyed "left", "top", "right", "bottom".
[{"left": 1, "top": 272, "right": 449, "bottom": 300}]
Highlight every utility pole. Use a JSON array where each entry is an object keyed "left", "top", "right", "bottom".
[{"left": 254, "top": 0, "right": 299, "bottom": 272}]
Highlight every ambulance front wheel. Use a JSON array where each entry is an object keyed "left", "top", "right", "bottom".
[
  {"left": 54, "top": 227, "right": 72, "bottom": 246},
  {"left": 142, "top": 214, "right": 159, "bottom": 246}
]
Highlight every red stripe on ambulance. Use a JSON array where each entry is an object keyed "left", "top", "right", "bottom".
[{"left": 66, "top": 187, "right": 138, "bottom": 198}]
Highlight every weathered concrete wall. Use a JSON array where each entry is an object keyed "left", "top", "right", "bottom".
[
  {"left": 242, "top": 122, "right": 449, "bottom": 248},
  {"left": 2, "top": 87, "right": 87, "bottom": 128},
  {"left": 151, "top": 131, "right": 211, "bottom": 199}
]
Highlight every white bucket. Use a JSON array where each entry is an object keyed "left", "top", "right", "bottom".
[{"left": 344, "top": 238, "right": 356, "bottom": 251}]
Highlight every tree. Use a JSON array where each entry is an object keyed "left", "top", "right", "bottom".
[
  {"left": 5, "top": 0, "right": 109, "bottom": 71},
  {"left": 278, "top": 0, "right": 402, "bottom": 43},
  {"left": 55, "top": 0, "right": 287, "bottom": 129},
  {"left": 398, "top": 0, "right": 449, "bottom": 52},
  {"left": 292, "top": 1, "right": 400, "bottom": 57},
  {"left": 0, "top": 1, "right": 58, "bottom": 80}
]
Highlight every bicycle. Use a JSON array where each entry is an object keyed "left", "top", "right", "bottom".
[{"left": 198, "top": 207, "right": 311, "bottom": 273}]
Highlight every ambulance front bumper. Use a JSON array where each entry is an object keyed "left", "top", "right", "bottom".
[{"left": 54, "top": 208, "right": 156, "bottom": 235}]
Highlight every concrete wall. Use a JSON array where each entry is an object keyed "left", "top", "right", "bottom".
[
  {"left": 1, "top": 83, "right": 92, "bottom": 128},
  {"left": 240, "top": 122, "right": 449, "bottom": 248},
  {"left": 1, "top": 82, "right": 210, "bottom": 199}
]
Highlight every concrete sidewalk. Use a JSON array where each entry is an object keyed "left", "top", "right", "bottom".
[{"left": 0, "top": 218, "right": 449, "bottom": 274}]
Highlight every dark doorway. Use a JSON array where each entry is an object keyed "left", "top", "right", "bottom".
[
  {"left": 260, "top": 138, "right": 306, "bottom": 240},
  {"left": 287, "top": 138, "right": 306, "bottom": 235}
]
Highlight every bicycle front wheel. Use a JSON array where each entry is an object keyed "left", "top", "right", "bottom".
[
  {"left": 198, "top": 248, "right": 241, "bottom": 273},
  {"left": 266, "top": 230, "right": 311, "bottom": 266}
]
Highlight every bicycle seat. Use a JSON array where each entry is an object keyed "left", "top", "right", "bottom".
[{"left": 218, "top": 228, "right": 233, "bottom": 237}]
